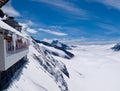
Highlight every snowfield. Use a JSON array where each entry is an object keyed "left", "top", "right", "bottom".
[
  {"left": 5, "top": 40, "right": 120, "bottom": 91},
  {"left": 6, "top": 45, "right": 60, "bottom": 91},
  {"left": 57, "top": 44, "right": 120, "bottom": 91}
]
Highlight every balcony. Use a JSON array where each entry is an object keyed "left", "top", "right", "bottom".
[
  {"left": 5, "top": 49, "right": 28, "bottom": 70},
  {"left": 0, "top": 30, "right": 29, "bottom": 71}
]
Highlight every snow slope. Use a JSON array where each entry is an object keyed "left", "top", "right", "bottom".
[
  {"left": 5, "top": 39, "right": 69, "bottom": 91},
  {"left": 4, "top": 36, "right": 120, "bottom": 91},
  {"left": 53, "top": 44, "right": 120, "bottom": 91},
  {"left": 5, "top": 46, "right": 60, "bottom": 91},
  {"left": 39, "top": 43, "right": 71, "bottom": 59},
  {"left": 34, "top": 39, "right": 74, "bottom": 59}
]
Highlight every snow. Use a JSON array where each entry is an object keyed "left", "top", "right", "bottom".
[
  {"left": 53, "top": 44, "right": 120, "bottom": 91},
  {"left": 0, "top": 20, "right": 27, "bottom": 38},
  {"left": 39, "top": 43, "right": 68, "bottom": 58},
  {"left": 6, "top": 45, "right": 60, "bottom": 91},
  {"left": 5, "top": 38, "right": 69, "bottom": 91},
  {"left": 5, "top": 37, "right": 120, "bottom": 91}
]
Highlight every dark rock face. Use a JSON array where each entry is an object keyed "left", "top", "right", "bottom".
[
  {"left": 111, "top": 43, "right": 120, "bottom": 51},
  {"left": 32, "top": 41, "right": 69, "bottom": 91}
]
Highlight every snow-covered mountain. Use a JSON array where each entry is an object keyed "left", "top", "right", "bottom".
[
  {"left": 111, "top": 43, "right": 120, "bottom": 51},
  {"left": 4, "top": 33, "right": 120, "bottom": 91},
  {"left": 33, "top": 39, "right": 74, "bottom": 59},
  {"left": 5, "top": 36, "right": 69, "bottom": 91}
]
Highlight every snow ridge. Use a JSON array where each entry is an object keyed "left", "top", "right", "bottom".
[
  {"left": 32, "top": 40, "right": 69, "bottom": 91},
  {"left": 34, "top": 39, "right": 74, "bottom": 59}
]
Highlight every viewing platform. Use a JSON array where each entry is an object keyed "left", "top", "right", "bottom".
[{"left": 0, "top": 20, "right": 29, "bottom": 71}]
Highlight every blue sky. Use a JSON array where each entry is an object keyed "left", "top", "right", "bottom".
[{"left": 2, "top": 0, "right": 120, "bottom": 41}]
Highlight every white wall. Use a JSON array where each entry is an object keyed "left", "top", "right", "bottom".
[
  {"left": 0, "top": 33, "right": 29, "bottom": 71},
  {"left": 0, "top": 34, "right": 5, "bottom": 70},
  {"left": 5, "top": 49, "right": 28, "bottom": 70}
]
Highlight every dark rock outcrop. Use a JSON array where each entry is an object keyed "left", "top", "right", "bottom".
[
  {"left": 32, "top": 41, "right": 69, "bottom": 91},
  {"left": 111, "top": 43, "right": 120, "bottom": 51}
]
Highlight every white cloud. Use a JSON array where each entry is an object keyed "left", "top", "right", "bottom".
[
  {"left": 2, "top": 1, "right": 20, "bottom": 16},
  {"left": 26, "top": 20, "right": 35, "bottom": 26},
  {"left": 20, "top": 20, "right": 35, "bottom": 28},
  {"left": 97, "top": 23, "right": 120, "bottom": 34},
  {"left": 20, "top": 22, "right": 37, "bottom": 34},
  {"left": 39, "top": 28, "right": 67, "bottom": 36},
  {"left": 20, "top": 20, "right": 36, "bottom": 30},
  {"left": 89, "top": 0, "right": 120, "bottom": 10},
  {"left": 26, "top": 28, "right": 37, "bottom": 34},
  {"left": 32, "top": 0, "right": 88, "bottom": 17},
  {"left": 20, "top": 23, "right": 28, "bottom": 30}
]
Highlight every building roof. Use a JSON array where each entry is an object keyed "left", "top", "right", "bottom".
[
  {"left": 0, "top": 0, "right": 9, "bottom": 8},
  {"left": 0, "top": 20, "right": 27, "bottom": 39}
]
